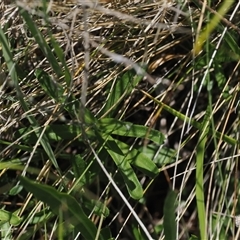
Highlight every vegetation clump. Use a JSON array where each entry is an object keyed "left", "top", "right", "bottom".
[{"left": 0, "top": 0, "right": 240, "bottom": 239}]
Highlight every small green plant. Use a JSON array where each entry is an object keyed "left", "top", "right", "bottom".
[{"left": 0, "top": 0, "right": 240, "bottom": 239}]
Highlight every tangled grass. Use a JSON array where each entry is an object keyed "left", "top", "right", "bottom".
[{"left": 1, "top": 0, "right": 240, "bottom": 239}]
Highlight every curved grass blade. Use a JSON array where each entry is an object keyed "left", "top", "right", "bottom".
[
  {"left": 0, "top": 28, "right": 60, "bottom": 171},
  {"left": 193, "top": 0, "right": 234, "bottom": 54},
  {"left": 19, "top": 8, "right": 63, "bottom": 77},
  {"left": 140, "top": 89, "right": 239, "bottom": 146},
  {"left": 20, "top": 176, "right": 104, "bottom": 240}
]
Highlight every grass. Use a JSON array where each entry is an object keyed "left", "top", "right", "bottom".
[{"left": 0, "top": 0, "right": 240, "bottom": 239}]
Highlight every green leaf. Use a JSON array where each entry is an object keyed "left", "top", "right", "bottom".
[
  {"left": 0, "top": 139, "right": 33, "bottom": 152},
  {"left": 16, "top": 124, "right": 95, "bottom": 144},
  {"left": 100, "top": 135, "right": 143, "bottom": 199},
  {"left": 20, "top": 176, "right": 104, "bottom": 240},
  {"left": 196, "top": 106, "right": 210, "bottom": 240},
  {"left": 223, "top": 29, "right": 240, "bottom": 59},
  {"left": 0, "top": 209, "right": 22, "bottom": 226},
  {"left": 116, "top": 140, "right": 159, "bottom": 178},
  {"left": 83, "top": 197, "right": 109, "bottom": 218},
  {"left": 28, "top": 209, "right": 52, "bottom": 224},
  {"left": 141, "top": 89, "right": 239, "bottom": 146},
  {"left": 19, "top": 9, "right": 63, "bottom": 77},
  {"left": 17, "top": 226, "right": 37, "bottom": 240},
  {"left": 99, "top": 118, "right": 165, "bottom": 145},
  {"left": 140, "top": 144, "right": 176, "bottom": 166},
  {"left": 71, "top": 154, "right": 86, "bottom": 179},
  {"left": 163, "top": 190, "right": 177, "bottom": 240},
  {"left": 50, "top": 39, "right": 72, "bottom": 85},
  {"left": 189, "top": 235, "right": 199, "bottom": 240},
  {"left": 0, "top": 221, "right": 13, "bottom": 239},
  {"left": 0, "top": 27, "right": 59, "bottom": 170},
  {"left": 100, "top": 70, "right": 143, "bottom": 117},
  {"left": 100, "top": 227, "right": 113, "bottom": 240},
  {"left": 35, "top": 69, "right": 65, "bottom": 102},
  {"left": 132, "top": 223, "right": 148, "bottom": 240},
  {"left": 9, "top": 185, "right": 23, "bottom": 196}
]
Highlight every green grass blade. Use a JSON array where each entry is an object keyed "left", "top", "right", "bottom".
[
  {"left": 19, "top": 9, "right": 63, "bottom": 77},
  {"left": 163, "top": 190, "right": 177, "bottom": 240},
  {"left": 17, "top": 116, "right": 164, "bottom": 147},
  {"left": 20, "top": 176, "right": 104, "bottom": 240},
  {"left": 195, "top": 101, "right": 215, "bottom": 240},
  {"left": 35, "top": 69, "right": 65, "bottom": 102},
  {"left": 0, "top": 139, "right": 33, "bottom": 152},
  {"left": 99, "top": 118, "right": 165, "bottom": 145},
  {"left": 100, "top": 70, "right": 143, "bottom": 117},
  {"left": 195, "top": 106, "right": 212, "bottom": 240},
  {"left": 193, "top": 0, "right": 234, "bottom": 54},
  {"left": 196, "top": 131, "right": 207, "bottom": 240},
  {"left": 49, "top": 35, "right": 72, "bottom": 87},
  {"left": 140, "top": 89, "right": 238, "bottom": 145},
  {"left": 0, "top": 28, "right": 60, "bottom": 171}
]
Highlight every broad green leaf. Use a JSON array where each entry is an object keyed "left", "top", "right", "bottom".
[
  {"left": 99, "top": 118, "right": 165, "bottom": 145},
  {"left": 0, "top": 221, "right": 12, "bottom": 239},
  {"left": 116, "top": 140, "right": 159, "bottom": 178},
  {"left": 20, "top": 176, "right": 104, "bottom": 240},
  {"left": 0, "top": 183, "right": 14, "bottom": 195},
  {"left": 0, "top": 209, "right": 22, "bottom": 226},
  {"left": 163, "top": 190, "right": 177, "bottom": 240},
  {"left": 61, "top": 154, "right": 100, "bottom": 189},
  {"left": 16, "top": 124, "right": 95, "bottom": 143},
  {"left": 140, "top": 144, "right": 176, "bottom": 166},
  {"left": 100, "top": 135, "right": 143, "bottom": 199},
  {"left": 17, "top": 116, "right": 164, "bottom": 145}
]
